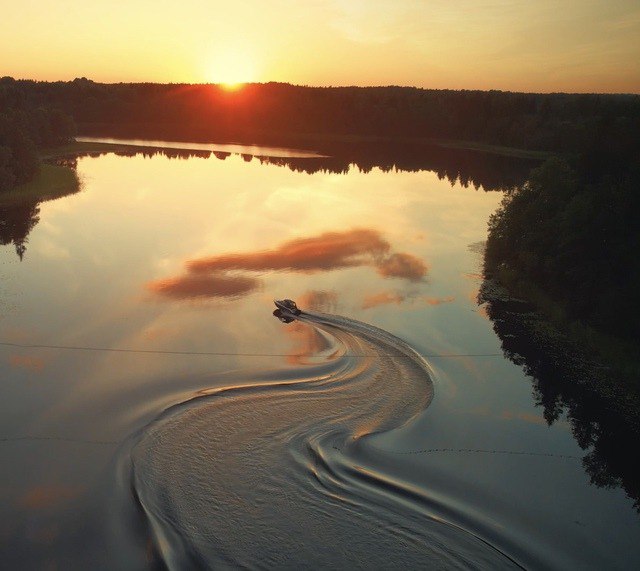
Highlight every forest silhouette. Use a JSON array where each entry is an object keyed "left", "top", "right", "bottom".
[
  {"left": 486, "top": 156, "right": 640, "bottom": 341},
  {"left": 8, "top": 78, "right": 638, "bottom": 152}
]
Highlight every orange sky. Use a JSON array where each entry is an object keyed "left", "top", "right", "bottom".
[{"left": 1, "top": 1, "right": 639, "bottom": 93}]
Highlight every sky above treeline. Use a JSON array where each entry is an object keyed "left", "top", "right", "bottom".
[{"left": 2, "top": 0, "right": 639, "bottom": 93}]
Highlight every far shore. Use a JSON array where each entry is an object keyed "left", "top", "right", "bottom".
[{"left": 42, "top": 135, "right": 552, "bottom": 162}]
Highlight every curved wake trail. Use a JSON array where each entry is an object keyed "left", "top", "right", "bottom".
[{"left": 131, "top": 312, "right": 518, "bottom": 569}]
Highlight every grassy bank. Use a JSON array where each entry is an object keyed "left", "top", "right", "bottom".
[
  {"left": 3, "top": 139, "right": 178, "bottom": 204},
  {"left": 0, "top": 163, "right": 80, "bottom": 205}
]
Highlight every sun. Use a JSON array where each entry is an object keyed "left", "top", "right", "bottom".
[{"left": 208, "top": 50, "right": 257, "bottom": 89}]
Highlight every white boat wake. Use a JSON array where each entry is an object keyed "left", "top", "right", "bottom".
[{"left": 131, "top": 311, "right": 520, "bottom": 569}]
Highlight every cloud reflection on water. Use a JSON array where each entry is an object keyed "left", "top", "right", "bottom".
[
  {"left": 281, "top": 320, "right": 333, "bottom": 365},
  {"left": 298, "top": 290, "right": 339, "bottom": 312},
  {"left": 362, "top": 291, "right": 455, "bottom": 309},
  {"left": 18, "top": 485, "right": 80, "bottom": 510},
  {"left": 148, "top": 229, "right": 427, "bottom": 302},
  {"left": 147, "top": 274, "right": 260, "bottom": 300},
  {"left": 8, "top": 354, "right": 46, "bottom": 372},
  {"left": 362, "top": 291, "right": 405, "bottom": 309},
  {"left": 188, "top": 229, "right": 391, "bottom": 274},
  {"left": 375, "top": 252, "right": 427, "bottom": 281}
]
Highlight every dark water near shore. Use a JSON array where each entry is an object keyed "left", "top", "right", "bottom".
[{"left": 1, "top": 140, "right": 638, "bottom": 569}]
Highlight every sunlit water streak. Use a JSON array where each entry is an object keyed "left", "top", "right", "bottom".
[{"left": 129, "top": 312, "right": 521, "bottom": 569}]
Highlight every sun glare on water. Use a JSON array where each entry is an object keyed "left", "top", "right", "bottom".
[{"left": 209, "top": 50, "right": 257, "bottom": 90}]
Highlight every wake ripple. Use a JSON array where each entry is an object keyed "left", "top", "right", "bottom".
[{"left": 130, "top": 312, "right": 520, "bottom": 569}]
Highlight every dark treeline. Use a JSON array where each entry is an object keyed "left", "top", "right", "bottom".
[
  {"left": 0, "top": 78, "right": 75, "bottom": 191},
  {"left": 3, "top": 77, "right": 639, "bottom": 156},
  {"left": 482, "top": 64, "right": 640, "bottom": 344},
  {"left": 486, "top": 153, "right": 640, "bottom": 341}
]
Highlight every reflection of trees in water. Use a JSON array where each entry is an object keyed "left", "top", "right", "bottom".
[
  {"left": 63, "top": 148, "right": 213, "bottom": 162},
  {"left": 262, "top": 142, "right": 536, "bottom": 191},
  {"left": 74, "top": 140, "right": 536, "bottom": 192},
  {"left": 1, "top": 161, "right": 80, "bottom": 260},
  {"left": 0, "top": 201, "right": 40, "bottom": 260},
  {"left": 304, "top": 141, "right": 537, "bottom": 192},
  {"left": 478, "top": 278, "right": 640, "bottom": 512}
]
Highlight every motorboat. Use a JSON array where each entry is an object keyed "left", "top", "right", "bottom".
[{"left": 274, "top": 299, "right": 301, "bottom": 315}]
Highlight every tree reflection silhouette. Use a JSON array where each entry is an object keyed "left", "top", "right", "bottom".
[
  {"left": 0, "top": 162, "right": 80, "bottom": 260},
  {"left": 0, "top": 201, "right": 40, "bottom": 260},
  {"left": 479, "top": 279, "right": 640, "bottom": 512},
  {"left": 71, "top": 140, "right": 536, "bottom": 192}
]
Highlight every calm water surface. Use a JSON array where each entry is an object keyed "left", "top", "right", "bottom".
[{"left": 1, "top": 142, "right": 638, "bottom": 569}]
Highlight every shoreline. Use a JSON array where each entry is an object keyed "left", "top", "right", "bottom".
[
  {"left": 0, "top": 163, "right": 80, "bottom": 205},
  {"left": 39, "top": 140, "right": 207, "bottom": 160},
  {"left": 72, "top": 131, "right": 553, "bottom": 160},
  {"left": 481, "top": 265, "right": 640, "bottom": 426}
]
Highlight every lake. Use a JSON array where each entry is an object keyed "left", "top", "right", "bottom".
[{"left": 1, "top": 139, "right": 638, "bottom": 569}]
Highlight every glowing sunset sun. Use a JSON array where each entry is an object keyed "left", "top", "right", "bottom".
[{"left": 208, "top": 50, "right": 257, "bottom": 88}]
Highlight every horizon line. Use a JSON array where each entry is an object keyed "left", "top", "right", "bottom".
[{"left": 2, "top": 76, "right": 639, "bottom": 97}]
